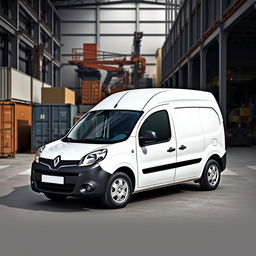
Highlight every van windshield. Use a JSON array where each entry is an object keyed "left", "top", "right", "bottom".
[{"left": 63, "top": 110, "right": 143, "bottom": 144}]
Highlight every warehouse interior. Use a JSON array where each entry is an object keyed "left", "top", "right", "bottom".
[
  {"left": 1, "top": 0, "right": 256, "bottom": 154},
  {"left": 0, "top": 1, "right": 256, "bottom": 253}
]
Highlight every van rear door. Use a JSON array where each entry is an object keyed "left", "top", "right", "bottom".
[{"left": 172, "top": 107, "right": 205, "bottom": 181}]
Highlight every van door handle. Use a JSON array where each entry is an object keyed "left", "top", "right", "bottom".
[
  {"left": 167, "top": 147, "right": 176, "bottom": 153},
  {"left": 179, "top": 145, "right": 187, "bottom": 151}
]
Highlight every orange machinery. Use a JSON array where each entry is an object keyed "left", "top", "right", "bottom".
[{"left": 68, "top": 32, "right": 146, "bottom": 96}]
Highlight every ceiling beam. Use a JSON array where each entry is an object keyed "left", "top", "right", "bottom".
[{"left": 53, "top": 0, "right": 179, "bottom": 8}]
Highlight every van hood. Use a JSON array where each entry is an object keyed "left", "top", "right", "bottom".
[{"left": 40, "top": 140, "right": 107, "bottom": 161}]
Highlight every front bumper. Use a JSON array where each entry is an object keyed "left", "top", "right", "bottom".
[{"left": 30, "top": 161, "right": 111, "bottom": 198}]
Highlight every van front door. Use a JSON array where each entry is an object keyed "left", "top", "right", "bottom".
[{"left": 136, "top": 106, "right": 177, "bottom": 188}]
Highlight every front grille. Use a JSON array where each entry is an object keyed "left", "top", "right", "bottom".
[
  {"left": 36, "top": 181, "right": 75, "bottom": 193},
  {"left": 39, "top": 157, "right": 80, "bottom": 169},
  {"left": 34, "top": 169, "right": 79, "bottom": 177}
]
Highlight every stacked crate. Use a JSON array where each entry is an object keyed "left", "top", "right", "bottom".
[
  {"left": 41, "top": 87, "right": 75, "bottom": 105},
  {"left": 81, "top": 80, "right": 102, "bottom": 105}
]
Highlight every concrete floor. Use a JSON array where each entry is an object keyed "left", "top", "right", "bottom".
[{"left": 0, "top": 148, "right": 256, "bottom": 256}]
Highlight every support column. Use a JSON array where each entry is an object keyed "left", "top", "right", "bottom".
[
  {"left": 200, "top": 0, "right": 205, "bottom": 37},
  {"left": 174, "top": 0, "right": 178, "bottom": 19},
  {"left": 179, "top": 68, "right": 183, "bottom": 88},
  {"left": 167, "top": 78, "right": 171, "bottom": 88},
  {"left": 165, "top": 0, "right": 170, "bottom": 37},
  {"left": 49, "top": 61, "right": 53, "bottom": 85},
  {"left": 96, "top": 6, "right": 100, "bottom": 48},
  {"left": 38, "top": 0, "right": 42, "bottom": 81},
  {"left": 136, "top": 2, "right": 140, "bottom": 32},
  {"left": 187, "top": 0, "right": 192, "bottom": 50},
  {"left": 11, "top": 35, "right": 19, "bottom": 69},
  {"left": 188, "top": 58, "right": 193, "bottom": 88},
  {"left": 200, "top": 47, "right": 207, "bottom": 90},
  {"left": 16, "top": 0, "right": 20, "bottom": 70},
  {"left": 51, "top": 7, "right": 54, "bottom": 85},
  {"left": 172, "top": 75, "right": 176, "bottom": 88},
  {"left": 219, "top": 31, "right": 228, "bottom": 123},
  {"left": 170, "top": 0, "right": 173, "bottom": 28}
]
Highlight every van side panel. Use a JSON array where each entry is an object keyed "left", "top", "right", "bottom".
[
  {"left": 172, "top": 107, "right": 205, "bottom": 181},
  {"left": 198, "top": 108, "right": 226, "bottom": 175},
  {"left": 198, "top": 108, "right": 223, "bottom": 149}
]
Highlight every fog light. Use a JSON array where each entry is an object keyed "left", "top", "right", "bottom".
[
  {"left": 80, "top": 186, "right": 87, "bottom": 194},
  {"left": 80, "top": 183, "right": 95, "bottom": 194}
]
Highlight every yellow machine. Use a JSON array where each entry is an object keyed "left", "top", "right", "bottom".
[
  {"left": 228, "top": 107, "right": 253, "bottom": 146},
  {"left": 228, "top": 107, "right": 252, "bottom": 124}
]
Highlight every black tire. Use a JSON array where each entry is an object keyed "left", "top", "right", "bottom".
[
  {"left": 101, "top": 172, "right": 132, "bottom": 209},
  {"left": 44, "top": 193, "right": 67, "bottom": 201},
  {"left": 199, "top": 159, "right": 221, "bottom": 191}
]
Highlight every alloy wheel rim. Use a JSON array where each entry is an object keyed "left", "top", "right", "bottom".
[
  {"left": 207, "top": 164, "right": 220, "bottom": 186},
  {"left": 111, "top": 178, "right": 129, "bottom": 204}
]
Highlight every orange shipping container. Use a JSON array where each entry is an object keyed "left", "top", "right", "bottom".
[
  {"left": 83, "top": 44, "right": 98, "bottom": 60},
  {"left": 0, "top": 102, "right": 32, "bottom": 158},
  {"left": 81, "top": 80, "right": 102, "bottom": 105}
]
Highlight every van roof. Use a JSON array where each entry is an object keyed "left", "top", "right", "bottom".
[{"left": 92, "top": 88, "right": 216, "bottom": 111}]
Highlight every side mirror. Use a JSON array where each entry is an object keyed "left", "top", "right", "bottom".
[{"left": 139, "top": 130, "right": 157, "bottom": 146}]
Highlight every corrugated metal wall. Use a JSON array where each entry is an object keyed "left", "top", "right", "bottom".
[{"left": 59, "top": 3, "right": 177, "bottom": 87}]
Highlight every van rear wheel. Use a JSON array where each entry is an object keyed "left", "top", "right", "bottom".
[
  {"left": 199, "top": 159, "right": 221, "bottom": 190},
  {"left": 102, "top": 172, "right": 132, "bottom": 209}
]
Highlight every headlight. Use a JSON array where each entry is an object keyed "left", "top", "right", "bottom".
[
  {"left": 79, "top": 149, "right": 107, "bottom": 167},
  {"left": 34, "top": 146, "right": 45, "bottom": 163}
]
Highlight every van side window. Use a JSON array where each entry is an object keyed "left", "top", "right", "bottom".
[{"left": 139, "top": 110, "right": 171, "bottom": 145}]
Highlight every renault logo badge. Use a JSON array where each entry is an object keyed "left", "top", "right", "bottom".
[{"left": 53, "top": 156, "right": 60, "bottom": 167}]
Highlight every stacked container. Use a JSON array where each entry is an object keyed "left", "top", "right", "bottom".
[
  {"left": 0, "top": 102, "right": 32, "bottom": 157},
  {"left": 81, "top": 80, "right": 102, "bottom": 104},
  {"left": 0, "top": 67, "right": 51, "bottom": 103},
  {"left": 31, "top": 104, "right": 77, "bottom": 152}
]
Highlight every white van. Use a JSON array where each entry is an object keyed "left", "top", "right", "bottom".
[{"left": 31, "top": 89, "right": 226, "bottom": 208}]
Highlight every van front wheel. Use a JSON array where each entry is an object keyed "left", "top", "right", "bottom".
[
  {"left": 102, "top": 172, "right": 132, "bottom": 209},
  {"left": 199, "top": 159, "right": 221, "bottom": 190}
]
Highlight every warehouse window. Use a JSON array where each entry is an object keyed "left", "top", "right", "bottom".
[
  {"left": 53, "top": 65, "right": 60, "bottom": 87},
  {"left": 54, "top": 43, "right": 60, "bottom": 61},
  {"left": 42, "top": 57, "right": 50, "bottom": 84},
  {"left": 0, "top": 0, "right": 16, "bottom": 24},
  {"left": 23, "top": 0, "right": 38, "bottom": 13},
  {"left": 53, "top": 13, "right": 60, "bottom": 40},
  {"left": 19, "top": 7, "right": 36, "bottom": 40},
  {"left": 19, "top": 41, "right": 32, "bottom": 76},
  {"left": 41, "top": 0, "right": 52, "bottom": 29},
  {"left": 40, "top": 31, "right": 51, "bottom": 53},
  {"left": 0, "top": 33, "right": 10, "bottom": 67}
]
